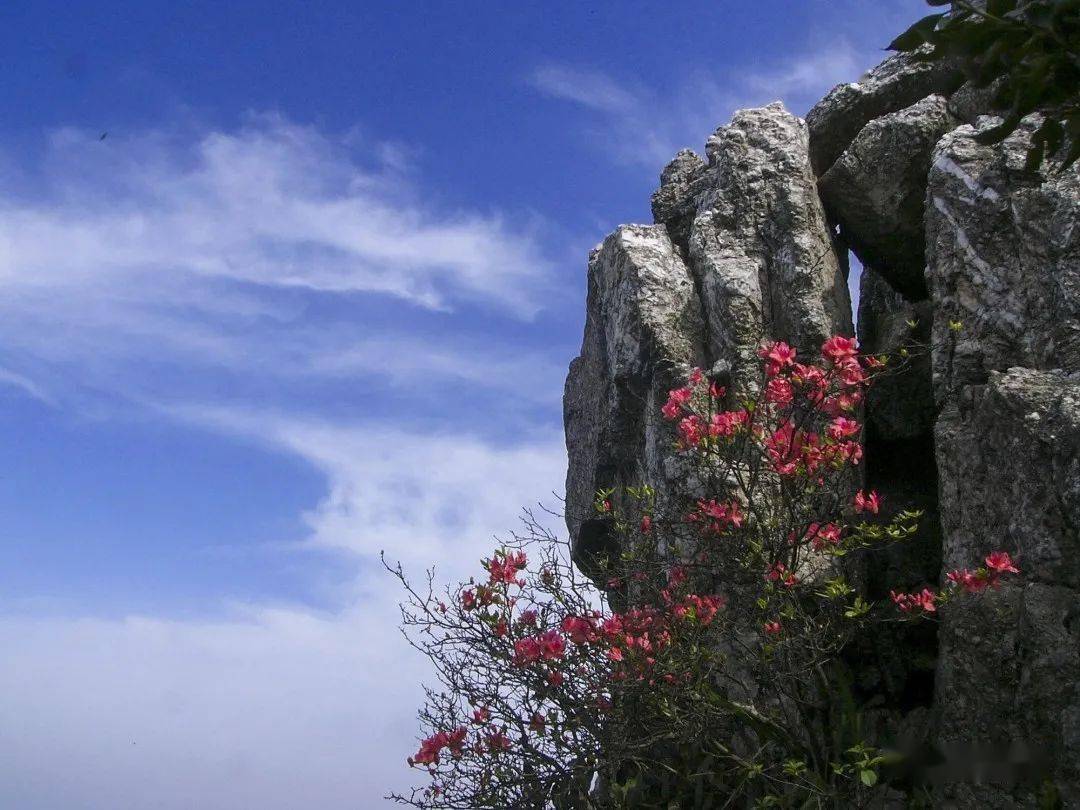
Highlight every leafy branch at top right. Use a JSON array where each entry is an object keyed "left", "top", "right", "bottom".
[{"left": 889, "top": 0, "right": 1080, "bottom": 171}]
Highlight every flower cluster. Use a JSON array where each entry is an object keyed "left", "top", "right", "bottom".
[
  {"left": 395, "top": 333, "right": 1022, "bottom": 809},
  {"left": 893, "top": 552, "right": 1021, "bottom": 613},
  {"left": 409, "top": 726, "right": 467, "bottom": 768}
]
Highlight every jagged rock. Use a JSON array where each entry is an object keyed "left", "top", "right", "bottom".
[
  {"left": 807, "top": 51, "right": 964, "bottom": 176},
  {"left": 946, "top": 78, "right": 1004, "bottom": 126},
  {"left": 926, "top": 116, "right": 1080, "bottom": 403},
  {"left": 684, "top": 103, "right": 852, "bottom": 394},
  {"left": 857, "top": 265, "right": 935, "bottom": 440},
  {"left": 566, "top": 103, "right": 853, "bottom": 554},
  {"left": 820, "top": 95, "right": 958, "bottom": 298},
  {"left": 934, "top": 368, "right": 1080, "bottom": 805},
  {"left": 651, "top": 148, "right": 707, "bottom": 253},
  {"left": 563, "top": 225, "right": 706, "bottom": 563}
]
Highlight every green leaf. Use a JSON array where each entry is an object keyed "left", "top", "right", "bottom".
[
  {"left": 859, "top": 769, "right": 878, "bottom": 787},
  {"left": 887, "top": 12, "right": 946, "bottom": 51}
]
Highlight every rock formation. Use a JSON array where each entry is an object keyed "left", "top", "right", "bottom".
[{"left": 563, "top": 45, "right": 1079, "bottom": 808}]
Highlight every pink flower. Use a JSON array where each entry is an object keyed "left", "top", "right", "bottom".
[
  {"left": 835, "top": 356, "right": 866, "bottom": 386},
  {"left": 985, "top": 551, "right": 1020, "bottom": 575},
  {"left": 890, "top": 588, "right": 937, "bottom": 613},
  {"left": 709, "top": 381, "right": 726, "bottom": 399},
  {"left": 529, "top": 712, "right": 546, "bottom": 733},
  {"left": 913, "top": 588, "right": 937, "bottom": 612},
  {"left": 821, "top": 335, "right": 859, "bottom": 363},
  {"left": 667, "top": 565, "right": 688, "bottom": 587},
  {"left": 513, "top": 637, "right": 541, "bottom": 667},
  {"left": 607, "top": 646, "right": 624, "bottom": 662},
  {"left": 485, "top": 730, "right": 511, "bottom": 753},
  {"left": 758, "top": 341, "right": 796, "bottom": 376},
  {"left": 688, "top": 367, "right": 704, "bottom": 385},
  {"left": 518, "top": 609, "right": 538, "bottom": 627},
  {"left": 826, "top": 416, "right": 860, "bottom": 440},
  {"left": 472, "top": 707, "right": 490, "bottom": 725},
  {"left": 537, "top": 629, "right": 566, "bottom": 660},
  {"left": 546, "top": 670, "right": 565, "bottom": 687},
  {"left": 640, "top": 514, "right": 652, "bottom": 533},
  {"left": 765, "top": 376, "right": 794, "bottom": 406},
  {"left": 661, "top": 400, "right": 682, "bottom": 420},
  {"left": 677, "top": 414, "right": 705, "bottom": 447},
  {"left": 947, "top": 568, "right": 990, "bottom": 593},
  {"left": 662, "top": 387, "right": 694, "bottom": 420},
  {"left": 853, "top": 490, "right": 881, "bottom": 514},
  {"left": 461, "top": 589, "right": 476, "bottom": 611},
  {"left": 765, "top": 562, "right": 798, "bottom": 587},
  {"left": 804, "top": 522, "right": 842, "bottom": 551},
  {"left": 692, "top": 498, "right": 744, "bottom": 532},
  {"left": 494, "top": 619, "right": 508, "bottom": 637},
  {"left": 709, "top": 409, "right": 748, "bottom": 439},
  {"left": 560, "top": 615, "right": 598, "bottom": 645},
  {"left": 409, "top": 726, "right": 468, "bottom": 767},
  {"left": 487, "top": 550, "right": 527, "bottom": 586},
  {"left": 764, "top": 621, "right": 782, "bottom": 635}
]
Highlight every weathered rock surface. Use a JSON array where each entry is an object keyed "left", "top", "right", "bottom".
[
  {"left": 806, "top": 51, "right": 963, "bottom": 176},
  {"left": 935, "top": 369, "right": 1080, "bottom": 806},
  {"left": 820, "top": 95, "right": 958, "bottom": 298},
  {"left": 563, "top": 225, "right": 705, "bottom": 560},
  {"left": 926, "top": 117, "right": 1080, "bottom": 403},
  {"left": 670, "top": 103, "right": 852, "bottom": 394},
  {"left": 565, "top": 103, "right": 852, "bottom": 563}
]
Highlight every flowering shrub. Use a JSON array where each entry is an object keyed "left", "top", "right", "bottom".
[{"left": 388, "top": 335, "right": 1019, "bottom": 808}]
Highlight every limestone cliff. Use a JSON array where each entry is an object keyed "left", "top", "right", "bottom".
[{"left": 563, "top": 49, "right": 1079, "bottom": 808}]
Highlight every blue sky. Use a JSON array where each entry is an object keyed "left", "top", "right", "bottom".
[{"left": 0, "top": 2, "right": 921, "bottom": 807}]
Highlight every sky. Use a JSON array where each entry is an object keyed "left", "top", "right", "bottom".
[{"left": 0, "top": 2, "right": 924, "bottom": 807}]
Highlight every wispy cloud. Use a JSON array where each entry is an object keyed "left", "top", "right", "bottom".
[
  {"left": 528, "top": 42, "right": 868, "bottom": 169},
  {"left": 529, "top": 65, "right": 640, "bottom": 114},
  {"left": 0, "top": 365, "right": 53, "bottom": 404},
  {"left": 0, "top": 114, "right": 566, "bottom": 413},
  {"left": 0, "top": 114, "right": 552, "bottom": 315},
  {"left": 166, "top": 406, "right": 567, "bottom": 563}
]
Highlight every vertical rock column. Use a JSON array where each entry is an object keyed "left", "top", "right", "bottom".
[
  {"left": 564, "top": 102, "right": 852, "bottom": 565},
  {"left": 927, "top": 117, "right": 1080, "bottom": 806}
]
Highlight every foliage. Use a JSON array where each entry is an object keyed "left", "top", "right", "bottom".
[
  {"left": 888, "top": 0, "right": 1080, "bottom": 171},
  {"left": 388, "top": 336, "right": 1020, "bottom": 808}
]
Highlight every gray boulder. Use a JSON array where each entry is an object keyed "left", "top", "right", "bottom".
[
  {"left": 806, "top": 51, "right": 964, "bottom": 176},
  {"left": 820, "top": 95, "right": 958, "bottom": 298},
  {"left": 684, "top": 103, "right": 852, "bottom": 394},
  {"left": 566, "top": 103, "right": 853, "bottom": 555},
  {"left": 926, "top": 116, "right": 1080, "bottom": 403},
  {"left": 857, "top": 264, "right": 935, "bottom": 440}
]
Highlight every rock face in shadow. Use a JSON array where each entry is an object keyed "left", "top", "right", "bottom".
[
  {"left": 819, "top": 95, "right": 958, "bottom": 299},
  {"left": 935, "top": 369, "right": 1080, "bottom": 808},
  {"left": 563, "top": 48, "right": 1080, "bottom": 806}
]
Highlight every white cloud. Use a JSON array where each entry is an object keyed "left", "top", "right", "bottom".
[
  {"left": 168, "top": 407, "right": 567, "bottom": 564},
  {"left": 0, "top": 417, "right": 567, "bottom": 809},
  {"left": 529, "top": 42, "right": 869, "bottom": 169},
  {"left": 0, "top": 115, "right": 552, "bottom": 315},
  {"left": 529, "top": 65, "right": 640, "bottom": 114},
  {"left": 0, "top": 114, "right": 566, "bottom": 412}
]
